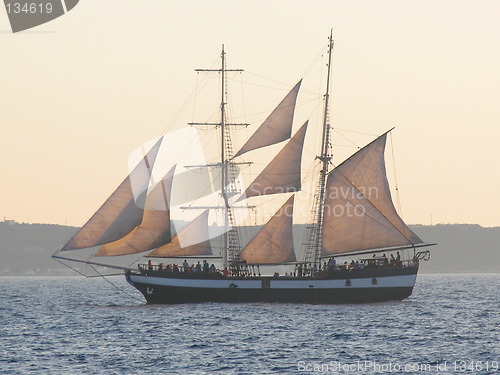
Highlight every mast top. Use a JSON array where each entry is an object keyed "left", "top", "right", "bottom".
[
  {"left": 307, "top": 30, "right": 335, "bottom": 270},
  {"left": 195, "top": 45, "right": 243, "bottom": 73}
]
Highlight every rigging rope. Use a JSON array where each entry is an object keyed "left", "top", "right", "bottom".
[
  {"left": 332, "top": 128, "right": 361, "bottom": 149},
  {"left": 89, "top": 264, "right": 144, "bottom": 304},
  {"left": 192, "top": 71, "right": 199, "bottom": 124},
  {"left": 161, "top": 56, "right": 218, "bottom": 135},
  {"left": 54, "top": 258, "right": 144, "bottom": 303},
  {"left": 53, "top": 257, "right": 88, "bottom": 277},
  {"left": 390, "top": 132, "right": 403, "bottom": 216}
]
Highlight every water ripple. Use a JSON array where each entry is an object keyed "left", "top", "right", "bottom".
[{"left": 0, "top": 274, "right": 498, "bottom": 374}]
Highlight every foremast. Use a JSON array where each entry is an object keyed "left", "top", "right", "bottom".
[
  {"left": 193, "top": 45, "right": 245, "bottom": 269},
  {"left": 305, "top": 30, "right": 334, "bottom": 273}
]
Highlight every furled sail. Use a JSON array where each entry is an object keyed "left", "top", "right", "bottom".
[
  {"left": 94, "top": 165, "right": 176, "bottom": 256},
  {"left": 60, "top": 138, "right": 163, "bottom": 251},
  {"left": 234, "top": 80, "right": 302, "bottom": 158},
  {"left": 147, "top": 210, "right": 212, "bottom": 258},
  {"left": 238, "top": 195, "right": 296, "bottom": 264},
  {"left": 239, "top": 121, "right": 308, "bottom": 200},
  {"left": 321, "top": 133, "right": 423, "bottom": 255}
]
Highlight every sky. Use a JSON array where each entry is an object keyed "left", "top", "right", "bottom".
[{"left": 1, "top": 0, "right": 499, "bottom": 228}]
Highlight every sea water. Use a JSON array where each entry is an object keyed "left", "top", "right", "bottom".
[{"left": 0, "top": 274, "right": 498, "bottom": 374}]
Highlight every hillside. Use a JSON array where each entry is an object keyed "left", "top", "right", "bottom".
[
  {"left": 0, "top": 221, "right": 498, "bottom": 275},
  {"left": 410, "top": 224, "right": 500, "bottom": 274},
  {"left": 0, "top": 222, "right": 79, "bottom": 276}
]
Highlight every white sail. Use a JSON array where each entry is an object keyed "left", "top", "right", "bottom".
[
  {"left": 60, "top": 138, "right": 163, "bottom": 251},
  {"left": 94, "top": 165, "right": 176, "bottom": 256},
  {"left": 238, "top": 195, "right": 296, "bottom": 264},
  {"left": 147, "top": 210, "right": 212, "bottom": 258},
  {"left": 240, "top": 121, "right": 308, "bottom": 200},
  {"left": 321, "top": 134, "right": 423, "bottom": 255},
  {"left": 234, "top": 80, "right": 302, "bottom": 157}
]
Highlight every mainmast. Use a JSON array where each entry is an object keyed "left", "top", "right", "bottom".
[
  {"left": 305, "top": 30, "right": 334, "bottom": 272},
  {"left": 220, "top": 46, "right": 231, "bottom": 269},
  {"left": 192, "top": 45, "right": 246, "bottom": 269}
]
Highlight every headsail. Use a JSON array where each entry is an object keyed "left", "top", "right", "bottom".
[
  {"left": 321, "top": 133, "right": 423, "bottom": 255},
  {"left": 94, "top": 165, "right": 176, "bottom": 256},
  {"left": 238, "top": 195, "right": 296, "bottom": 264},
  {"left": 239, "top": 121, "right": 308, "bottom": 200},
  {"left": 60, "top": 138, "right": 163, "bottom": 251},
  {"left": 147, "top": 210, "right": 212, "bottom": 258},
  {"left": 234, "top": 80, "right": 302, "bottom": 158}
]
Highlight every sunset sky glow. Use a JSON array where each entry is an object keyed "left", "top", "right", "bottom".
[{"left": 1, "top": 0, "right": 499, "bottom": 227}]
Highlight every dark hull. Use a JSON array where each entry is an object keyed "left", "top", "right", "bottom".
[
  {"left": 126, "top": 266, "right": 418, "bottom": 304},
  {"left": 131, "top": 283, "right": 413, "bottom": 304}
]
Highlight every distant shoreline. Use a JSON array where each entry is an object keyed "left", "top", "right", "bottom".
[{"left": 1, "top": 222, "right": 499, "bottom": 275}]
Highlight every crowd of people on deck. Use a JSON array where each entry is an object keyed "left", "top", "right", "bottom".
[
  {"left": 142, "top": 251, "right": 407, "bottom": 278},
  {"left": 146, "top": 259, "right": 223, "bottom": 274},
  {"left": 143, "top": 259, "right": 251, "bottom": 278},
  {"left": 291, "top": 252, "right": 405, "bottom": 277},
  {"left": 322, "top": 252, "right": 404, "bottom": 273}
]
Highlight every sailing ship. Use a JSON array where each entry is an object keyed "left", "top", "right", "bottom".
[{"left": 53, "top": 33, "right": 433, "bottom": 304}]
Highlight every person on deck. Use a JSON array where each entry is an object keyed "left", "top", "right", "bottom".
[
  {"left": 390, "top": 254, "right": 396, "bottom": 267},
  {"left": 183, "top": 260, "right": 189, "bottom": 272},
  {"left": 328, "top": 257, "right": 336, "bottom": 271},
  {"left": 396, "top": 251, "right": 402, "bottom": 267},
  {"left": 369, "top": 254, "right": 377, "bottom": 268},
  {"left": 147, "top": 260, "right": 152, "bottom": 270}
]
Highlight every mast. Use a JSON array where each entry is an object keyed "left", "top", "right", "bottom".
[
  {"left": 221, "top": 46, "right": 230, "bottom": 269},
  {"left": 306, "top": 30, "right": 334, "bottom": 273},
  {"left": 193, "top": 45, "right": 245, "bottom": 269}
]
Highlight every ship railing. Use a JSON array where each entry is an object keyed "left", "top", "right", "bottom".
[
  {"left": 138, "top": 263, "right": 225, "bottom": 274},
  {"left": 414, "top": 249, "right": 431, "bottom": 261},
  {"left": 358, "top": 257, "right": 418, "bottom": 269}
]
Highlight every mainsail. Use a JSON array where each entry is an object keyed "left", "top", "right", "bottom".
[
  {"left": 94, "top": 165, "right": 176, "bottom": 256},
  {"left": 238, "top": 195, "right": 296, "bottom": 264},
  {"left": 321, "top": 133, "right": 423, "bottom": 255},
  {"left": 147, "top": 210, "right": 212, "bottom": 258},
  {"left": 234, "top": 80, "right": 302, "bottom": 158},
  {"left": 60, "top": 138, "right": 163, "bottom": 251},
  {"left": 239, "top": 121, "right": 308, "bottom": 200}
]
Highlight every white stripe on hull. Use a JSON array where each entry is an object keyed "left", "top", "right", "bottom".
[{"left": 128, "top": 274, "right": 417, "bottom": 290}]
